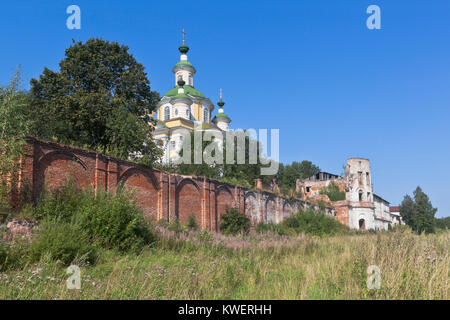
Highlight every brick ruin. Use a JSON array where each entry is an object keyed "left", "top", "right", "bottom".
[
  {"left": 296, "top": 158, "right": 404, "bottom": 230},
  {"left": 3, "top": 137, "right": 335, "bottom": 231}
]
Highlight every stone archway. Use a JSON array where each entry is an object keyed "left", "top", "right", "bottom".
[
  {"left": 266, "top": 197, "right": 276, "bottom": 223},
  {"left": 176, "top": 179, "right": 202, "bottom": 226},
  {"left": 244, "top": 192, "right": 259, "bottom": 224},
  {"left": 118, "top": 168, "right": 159, "bottom": 219},
  {"left": 35, "top": 151, "right": 90, "bottom": 202},
  {"left": 215, "top": 186, "right": 234, "bottom": 231}
]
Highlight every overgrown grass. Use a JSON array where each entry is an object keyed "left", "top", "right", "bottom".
[
  {"left": 0, "top": 229, "right": 448, "bottom": 299},
  {"left": 0, "top": 184, "right": 156, "bottom": 272},
  {"left": 0, "top": 185, "right": 448, "bottom": 300}
]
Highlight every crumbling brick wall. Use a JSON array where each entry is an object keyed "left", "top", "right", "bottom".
[{"left": 3, "top": 137, "right": 334, "bottom": 232}]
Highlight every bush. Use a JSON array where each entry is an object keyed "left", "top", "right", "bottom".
[
  {"left": 34, "top": 181, "right": 85, "bottom": 222},
  {"left": 219, "top": 207, "right": 250, "bottom": 235},
  {"left": 73, "top": 191, "right": 156, "bottom": 252},
  {"left": 256, "top": 222, "right": 287, "bottom": 236},
  {"left": 319, "top": 181, "right": 346, "bottom": 201},
  {"left": 34, "top": 184, "right": 156, "bottom": 252},
  {"left": 28, "top": 219, "right": 97, "bottom": 266},
  {"left": 187, "top": 214, "right": 198, "bottom": 230},
  {"left": 282, "top": 209, "right": 350, "bottom": 236}
]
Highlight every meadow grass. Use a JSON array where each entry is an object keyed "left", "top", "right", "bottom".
[{"left": 0, "top": 228, "right": 448, "bottom": 300}]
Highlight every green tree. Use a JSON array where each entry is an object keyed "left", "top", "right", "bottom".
[
  {"left": 412, "top": 187, "right": 437, "bottom": 234},
  {"left": 30, "top": 38, "right": 161, "bottom": 165},
  {"left": 399, "top": 195, "right": 415, "bottom": 226},
  {"left": 319, "top": 181, "right": 346, "bottom": 201},
  {"left": 0, "top": 70, "right": 33, "bottom": 206},
  {"left": 176, "top": 131, "right": 268, "bottom": 188},
  {"left": 435, "top": 217, "right": 450, "bottom": 230},
  {"left": 219, "top": 207, "right": 250, "bottom": 235},
  {"left": 279, "top": 160, "right": 320, "bottom": 191},
  {"left": 400, "top": 187, "right": 437, "bottom": 234}
]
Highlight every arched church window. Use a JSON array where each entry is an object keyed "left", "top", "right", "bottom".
[
  {"left": 186, "top": 109, "right": 190, "bottom": 118},
  {"left": 164, "top": 106, "right": 170, "bottom": 121},
  {"left": 175, "top": 108, "right": 178, "bottom": 116},
  {"left": 203, "top": 108, "right": 208, "bottom": 122}
]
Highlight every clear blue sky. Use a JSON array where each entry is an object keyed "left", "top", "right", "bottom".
[{"left": 1, "top": 0, "right": 449, "bottom": 217}]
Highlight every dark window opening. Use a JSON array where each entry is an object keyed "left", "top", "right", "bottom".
[{"left": 359, "top": 219, "right": 366, "bottom": 230}]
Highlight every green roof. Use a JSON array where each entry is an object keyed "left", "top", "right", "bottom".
[
  {"left": 171, "top": 92, "right": 191, "bottom": 100},
  {"left": 175, "top": 60, "right": 194, "bottom": 67},
  {"left": 164, "top": 85, "right": 205, "bottom": 99},
  {"left": 214, "top": 112, "right": 231, "bottom": 122}
]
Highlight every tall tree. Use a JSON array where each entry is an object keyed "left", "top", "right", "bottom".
[
  {"left": 0, "top": 70, "right": 33, "bottom": 205},
  {"left": 279, "top": 160, "right": 320, "bottom": 191},
  {"left": 399, "top": 194, "right": 415, "bottom": 226},
  {"left": 412, "top": 187, "right": 437, "bottom": 234},
  {"left": 30, "top": 38, "right": 161, "bottom": 165},
  {"left": 175, "top": 131, "right": 269, "bottom": 188},
  {"left": 400, "top": 187, "right": 437, "bottom": 234}
]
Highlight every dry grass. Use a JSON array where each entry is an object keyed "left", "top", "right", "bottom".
[{"left": 0, "top": 229, "right": 448, "bottom": 300}]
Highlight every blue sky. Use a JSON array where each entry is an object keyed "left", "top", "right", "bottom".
[{"left": 1, "top": 0, "right": 449, "bottom": 217}]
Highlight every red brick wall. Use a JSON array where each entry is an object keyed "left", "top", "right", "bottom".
[{"left": 4, "top": 137, "right": 335, "bottom": 231}]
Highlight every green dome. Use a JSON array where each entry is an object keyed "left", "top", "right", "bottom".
[
  {"left": 179, "top": 45, "right": 189, "bottom": 54},
  {"left": 213, "top": 112, "right": 231, "bottom": 123},
  {"left": 175, "top": 60, "right": 194, "bottom": 67},
  {"left": 164, "top": 85, "right": 205, "bottom": 99}
]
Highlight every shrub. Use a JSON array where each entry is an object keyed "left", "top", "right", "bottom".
[
  {"left": 282, "top": 209, "right": 350, "bottom": 236},
  {"left": 0, "top": 238, "right": 30, "bottom": 272},
  {"left": 34, "top": 184, "right": 156, "bottom": 252},
  {"left": 256, "top": 222, "right": 287, "bottom": 236},
  {"left": 27, "top": 219, "right": 97, "bottom": 266},
  {"left": 168, "top": 218, "right": 184, "bottom": 235},
  {"left": 219, "top": 207, "right": 250, "bottom": 235},
  {"left": 187, "top": 214, "right": 198, "bottom": 230},
  {"left": 34, "top": 181, "right": 85, "bottom": 222},
  {"left": 73, "top": 191, "right": 156, "bottom": 252},
  {"left": 319, "top": 181, "right": 346, "bottom": 201},
  {"left": 284, "top": 215, "right": 300, "bottom": 229}
]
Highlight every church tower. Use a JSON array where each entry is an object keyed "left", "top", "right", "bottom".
[
  {"left": 212, "top": 89, "right": 231, "bottom": 131},
  {"left": 152, "top": 30, "right": 234, "bottom": 164}
]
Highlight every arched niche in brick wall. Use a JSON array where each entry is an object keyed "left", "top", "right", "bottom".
[
  {"left": 244, "top": 191, "right": 259, "bottom": 224},
  {"left": 34, "top": 151, "right": 90, "bottom": 202},
  {"left": 175, "top": 178, "right": 202, "bottom": 226},
  {"left": 215, "top": 185, "right": 234, "bottom": 231},
  {"left": 117, "top": 168, "right": 160, "bottom": 219},
  {"left": 265, "top": 196, "right": 277, "bottom": 224},
  {"left": 282, "top": 201, "right": 294, "bottom": 222}
]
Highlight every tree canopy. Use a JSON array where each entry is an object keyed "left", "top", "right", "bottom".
[
  {"left": 0, "top": 70, "right": 33, "bottom": 206},
  {"left": 29, "top": 38, "right": 161, "bottom": 165},
  {"left": 278, "top": 161, "right": 320, "bottom": 191},
  {"left": 400, "top": 186, "right": 437, "bottom": 234}
]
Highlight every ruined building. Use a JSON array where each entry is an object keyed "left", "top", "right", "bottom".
[{"left": 297, "top": 158, "right": 403, "bottom": 230}]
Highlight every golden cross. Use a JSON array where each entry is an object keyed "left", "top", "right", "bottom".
[{"left": 182, "top": 29, "right": 186, "bottom": 45}]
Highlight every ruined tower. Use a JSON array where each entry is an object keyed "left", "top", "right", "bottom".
[{"left": 345, "top": 158, "right": 373, "bottom": 203}]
